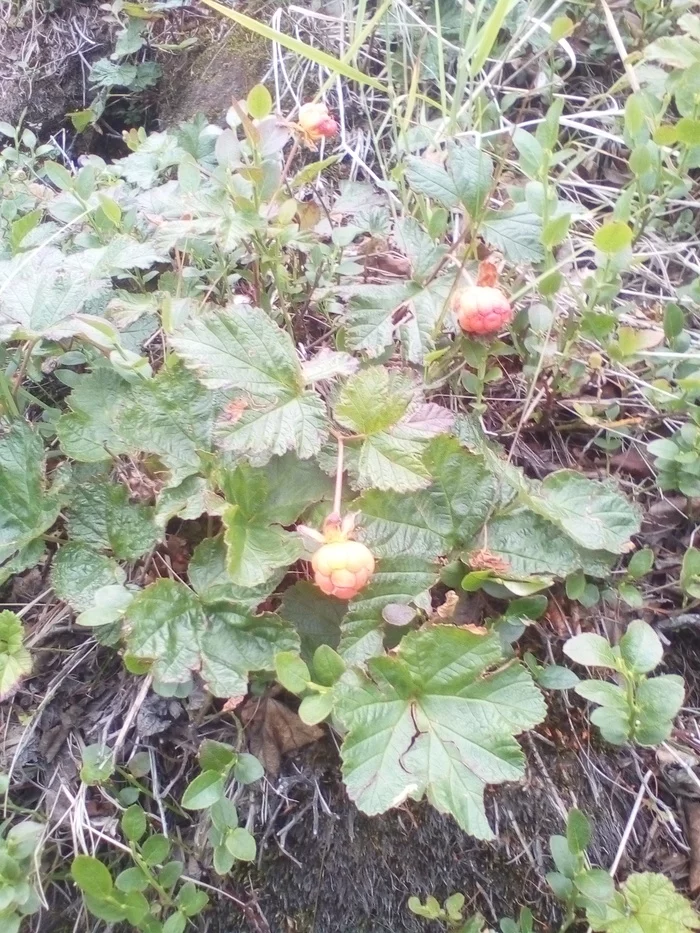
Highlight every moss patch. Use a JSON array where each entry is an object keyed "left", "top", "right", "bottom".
[{"left": 157, "top": 24, "right": 271, "bottom": 128}]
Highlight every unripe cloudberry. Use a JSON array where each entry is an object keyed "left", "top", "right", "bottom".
[
  {"left": 452, "top": 285, "right": 513, "bottom": 336},
  {"left": 311, "top": 540, "right": 375, "bottom": 600},
  {"left": 298, "top": 102, "right": 338, "bottom": 141}
]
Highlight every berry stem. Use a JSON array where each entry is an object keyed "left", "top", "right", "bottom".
[
  {"left": 476, "top": 350, "right": 487, "bottom": 412},
  {"left": 333, "top": 435, "right": 344, "bottom": 516},
  {"left": 266, "top": 137, "right": 300, "bottom": 217}
]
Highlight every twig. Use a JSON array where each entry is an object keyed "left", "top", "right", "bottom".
[
  {"left": 599, "top": 0, "right": 640, "bottom": 93},
  {"left": 148, "top": 746, "right": 169, "bottom": 835},
  {"left": 266, "top": 136, "right": 300, "bottom": 217},
  {"left": 333, "top": 435, "right": 344, "bottom": 515},
  {"left": 12, "top": 338, "right": 38, "bottom": 398},
  {"left": 20, "top": 588, "right": 54, "bottom": 623},
  {"left": 609, "top": 770, "right": 651, "bottom": 877},
  {"left": 112, "top": 675, "right": 153, "bottom": 761}
]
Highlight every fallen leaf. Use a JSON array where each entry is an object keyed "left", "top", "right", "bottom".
[
  {"left": 364, "top": 252, "right": 412, "bottom": 278},
  {"left": 116, "top": 457, "right": 161, "bottom": 503},
  {"left": 26, "top": 182, "right": 54, "bottom": 201},
  {"left": 136, "top": 695, "right": 182, "bottom": 738},
  {"left": 400, "top": 402, "right": 455, "bottom": 437},
  {"left": 297, "top": 200, "right": 321, "bottom": 231},
  {"left": 435, "top": 590, "right": 459, "bottom": 619},
  {"left": 545, "top": 601, "right": 569, "bottom": 637},
  {"left": 240, "top": 692, "right": 323, "bottom": 775},
  {"left": 165, "top": 535, "right": 189, "bottom": 574},
  {"left": 657, "top": 745, "right": 698, "bottom": 769},
  {"left": 609, "top": 448, "right": 654, "bottom": 479},
  {"left": 467, "top": 548, "right": 511, "bottom": 574}
]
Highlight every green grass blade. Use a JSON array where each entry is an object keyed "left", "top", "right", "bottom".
[
  {"left": 470, "top": 0, "right": 517, "bottom": 76},
  {"left": 199, "top": 0, "right": 391, "bottom": 94},
  {"left": 316, "top": 0, "right": 393, "bottom": 98}
]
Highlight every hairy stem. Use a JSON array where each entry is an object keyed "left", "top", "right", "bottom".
[{"left": 333, "top": 435, "right": 345, "bottom": 516}]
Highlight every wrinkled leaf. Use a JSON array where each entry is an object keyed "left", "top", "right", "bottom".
[
  {"left": 343, "top": 283, "right": 414, "bottom": 359},
  {"left": 0, "top": 247, "right": 108, "bottom": 340},
  {"left": 0, "top": 422, "right": 61, "bottom": 562},
  {"left": 334, "top": 367, "right": 453, "bottom": 492},
  {"left": 335, "top": 626, "right": 545, "bottom": 838},
  {"left": 66, "top": 470, "right": 159, "bottom": 560},
  {"left": 481, "top": 205, "right": 544, "bottom": 262},
  {"left": 125, "top": 579, "right": 298, "bottom": 696},
  {"left": 52, "top": 542, "right": 124, "bottom": 611},
  {"left": 447, "top": 143, "right": 493, "bottom": 216},
  {"left": 340, "top": 557, "right": 438, "bottom": 663},
  {"left": 525, "top": 471, "right": 641, "bottom": 554},
  {"left": 58, "top": 365, "right": 217, "bottom": 483},
  {"left": 486, "top": 511, "right": 615, "bottom": 579},
  {"left": 586, "top": 871, "right": 700, "bottom": 932},
  {"left": 172, "top": 306, "right": 328, "bottom": 461},
  {"left": 188, "top": 535, "right": 283, "bottom": 610}
]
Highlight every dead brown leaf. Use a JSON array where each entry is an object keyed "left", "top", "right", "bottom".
[
  {"left": 544, "top": 600, "right": 569, "bottom": 637},
  {"left": 435, "top": 591, "right": 459, "bottom": 619},
  {"left": 467, "top": 548, "right": 511, "bottom": 574},
  {"left": 115, "top": 456, "right": 161, "bottom": 503},
  {"left": 297, "top": 200, "right": 321, "bottom": 231},
  {"left": 26, "top": 182, "right": 55, "bottom": 201},
  {"left": 364, "top": 252, "right": 412, "bottom": 278},
  {"left": 222, "top": 694, "right": 246, "bottom": 713},
  {"left": 476, "top": 260, "right": 499, "bottom": 287},
  {"left": 239, "top": 692, "right": 323, "bottom": 775},
  {"left": 165, "top": 535, "right": 189, "bottom": 575},
  {"left": 633, "top": 327, "right": 665, "bottom": 349},
  {"left": 429, "top": 589, "right": 488, "bottom": 630}
]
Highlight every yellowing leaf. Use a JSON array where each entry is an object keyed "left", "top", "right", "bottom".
[
  {"left": 0, "top": 611, "right": 32, "bottom": 700},
  {"left": 594, "top": 221, "right": 633, "bottom": 254},
  {"left": 587, "top": 871, "right": 700, "bottom": 932}
]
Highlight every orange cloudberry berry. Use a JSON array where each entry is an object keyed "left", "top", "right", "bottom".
[
  {"left": 311, "top": 540, "right": 375, "bottom": 600},
  {"left": 298, "top": 102, "right": 339, "bottom": 140},
  {"left": 452, "top": 285, "right": 513, "bottom": 336}
]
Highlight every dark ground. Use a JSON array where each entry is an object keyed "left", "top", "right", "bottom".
[{"left": 8, "top": 616, "right": 694, "bottom": 933}]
